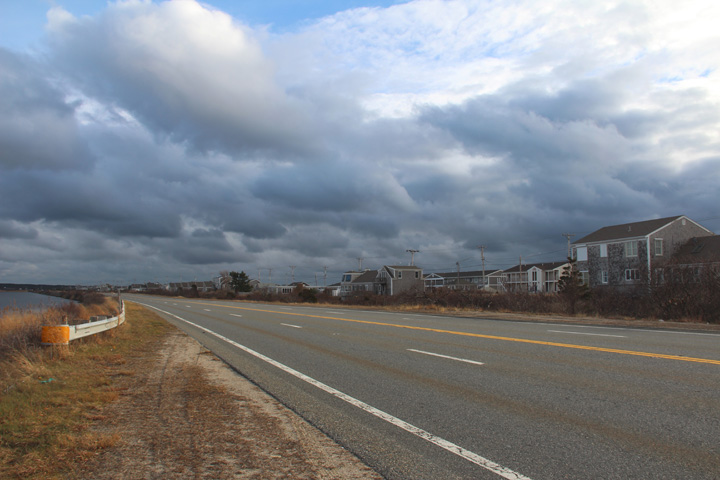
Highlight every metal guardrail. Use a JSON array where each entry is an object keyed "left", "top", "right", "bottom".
[{"left": 41, "top": 301, "right": 126, "bottom": 345}]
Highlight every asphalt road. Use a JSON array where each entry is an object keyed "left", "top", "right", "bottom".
[{"left": 125, "top": 295, "right": 720, "bottom": 480}]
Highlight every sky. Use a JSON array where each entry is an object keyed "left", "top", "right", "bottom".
[{"left": 1, "top": 0, "right": 719, "bottom": 286}]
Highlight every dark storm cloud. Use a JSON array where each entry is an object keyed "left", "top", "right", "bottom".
[
  {"left": 0, "top": 169, "right": 182, "bottom": 238},
  {"left": 165, "top": 228, "right": 245, "bottom": 265},
  {"left": 0, "top": 220, "right": 38, "bottom": 240},
  {"left": 0, "top": 49, "right": 93, "bottom": 172}
]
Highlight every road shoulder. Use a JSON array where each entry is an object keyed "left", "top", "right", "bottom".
[{"left": 79, "top": 327, "right": 382, "bottom": 479}]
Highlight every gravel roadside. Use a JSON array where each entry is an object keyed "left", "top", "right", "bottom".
[{"left": 78, "top": 328, "right": 382, "bottom": 479}]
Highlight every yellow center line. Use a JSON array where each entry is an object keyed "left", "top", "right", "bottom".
[{"left": 192, "top": 301, "right": 720, "bottom": 366}]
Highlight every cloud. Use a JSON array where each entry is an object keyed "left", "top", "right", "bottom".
[
  {"left": 1, "top": 0, "right": 719, "bottom": 284},
  {"left": 0, "top": 49, "right": 93, "bottom": 171},
  {"left": 46, "top": 1, "right": 318, "bottom": 159},
  {"left": 0, "top": 220, "right": 39, "bottom": 240}
]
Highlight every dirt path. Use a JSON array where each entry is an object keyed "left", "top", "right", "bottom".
[{"left": 78, "top": 330, "right": 382, "bottom": 479}]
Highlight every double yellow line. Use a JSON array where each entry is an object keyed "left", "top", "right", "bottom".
[{"left": 195, "top": 301, "right": 720, "bottom": 366}]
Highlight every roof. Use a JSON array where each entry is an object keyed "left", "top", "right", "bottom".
[
  {"left": 503, "top": 261, "right": 569, "bottom": 274},
  {"left": 672, "top": 235, "right": 720, "bottom": 263},
  {"left": 386, "top": 265, "right": 422, "bottom": 270},
  {"left": 353, "top": 270, "right": 379, "bottom": 283},
  {"left": 429, "top": 270, "right": 497, "bottom": 278},
  {"left": 574, "top": 216, "right": 684, "bottom": 244}
]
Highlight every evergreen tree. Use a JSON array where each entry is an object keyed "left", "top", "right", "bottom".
[
  {"left": 229, "top": 271, "right": 252, "bottom": 293},
  {"left": 558, "top": 257, "right": 590, "bottom": 315}
]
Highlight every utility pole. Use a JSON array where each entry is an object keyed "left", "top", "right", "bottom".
[
  {"left": 456, "top": 261, "right": 460, "bottom": 287},
  {"left": 323, "top": 266, "right": 328, "bottom": 287},
  {"left": 562, "top": 233, "right": 575, "bottom": 259},
  {"left": 478, "top": 245, "right": 486, "bottom": 288},
  {"left": 406, "top": 249, "right": 420, "bottom": 266},
  {"left": 290, "top": 265, "right": 296, "bottom": 283},
  {"left": 268, "top": 268, "right": 272, "bottom": 284},
  {"left": 257, "top": 268, "right": 261, "bottom": 283},
  {"left": 314, "top": 273, "right": 318, "bottom": 286},
  {"left": 519, "top": 256, "right": 523, "bottom": 292},
  {"left": 357, "top": 257, "right": 364, "bottom": 270}
]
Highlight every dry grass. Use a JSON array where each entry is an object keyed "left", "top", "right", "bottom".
[{"left": 0, "top": 301, "right": 171, "bottom": 479}]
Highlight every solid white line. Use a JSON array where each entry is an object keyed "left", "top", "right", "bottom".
[
  {"left": 282, "top": 323, "right": 303, "bottom": 329},
  {"left": 139, "top": 302, "right": 531, "bottom": 480},
  {"left": 229, "top": 314, "right": 243, "bottom": 318},
  {"left": 548, "top": 330, "right": 626, "bottom": 338},
  {"left": 408, "top": 349, "right": 485, "bottom": 366},
  {"left": 569, "top": 324, "right": 719, "bottom": 337},
  {"left": 529, "top": 321, "right": 719, "bottom": 338}
]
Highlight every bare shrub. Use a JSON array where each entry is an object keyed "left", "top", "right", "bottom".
[{"left": 651, "top": 263, "right": 720, "bottom": 323}]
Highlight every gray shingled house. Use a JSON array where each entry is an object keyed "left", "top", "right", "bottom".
[{"left": 571, "top": 216, "right": 713, "bottom": 288}]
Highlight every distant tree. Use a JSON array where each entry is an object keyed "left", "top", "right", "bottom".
[
  {"left": 229, "top": 271, "right": 252, "bottom": 293},
  {"left": 558, "top": 257, "right": 590, "bottom": 315},
  {"left": 295, "top": 284, "right": 318, "bottom": 303},
  {"left": 218, "top": 270, "right": 232, "bottom": 290}
]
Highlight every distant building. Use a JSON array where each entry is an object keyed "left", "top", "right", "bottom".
[
  {"left": 500, "top": 261, "right": 570, "bottom": 293},
  {"left": 340, "top": 265, "right": 424, "bottom": 297},
  {"left": 572, "top": 216, "right": 713, "bottom": 288},
  {"left": 424, "top": 270, "right": 502, "bottom": 291},
  {"left": 168, "top": 281, "right": 216, "bottom": 293}
]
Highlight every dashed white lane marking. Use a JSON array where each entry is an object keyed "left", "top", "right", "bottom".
[
  {"left": 140, "top": 303, "right": 531, "bottom": 480},
  {"left": 408, "top": 349, "right": 485, "bottom": 366},
  {"left": 204, "top": 309, "right": 211, "bottom": 312},
  {"left": 229, "top": 314, "right": 243, "bottom": 318},
  {"left": 185, "top": 305, "right": 191, "bottom": 308},
  {"left": 548, "top": 330, "right": 626, "bottom": 338},
  {"left": 282, "top": 323, "right": 303, "bottom": 329}
]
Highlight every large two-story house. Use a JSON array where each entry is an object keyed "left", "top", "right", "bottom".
[
  {"left": 571, "top": 216, "right": 713, "bottom": 288},
  {"left": 340, "top": 266, "right": 424, "bottom": 297}
]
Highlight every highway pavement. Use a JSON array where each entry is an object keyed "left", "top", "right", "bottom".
[{"left": 125, "top": 294, "right": 720, "bottom": 479}]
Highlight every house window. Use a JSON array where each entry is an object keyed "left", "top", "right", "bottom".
[
  {"left": 398, "top": 271, "right": 402, "bottom": 279},
  {"left": 576, "top": 247, "right": 588, "bottom": 261},
  {"left": 654, "top": 238, "right": 663, "bottom": 256},
  {"left": 601, "top": 271, "right": 608, "bottom": 284},
  {"left": 580, "top": 271, "right": 589, "bottom": 285},
  {"left": 531, "top": 270, "right": 538, "bottom": 281},
  {"left": 600, "top": 244, "right": 607, "bottom": 258},
  {"left": 625, "top": 241, "right": 638, "bottom": 257},
  {"left": 415, "top": 271, "right": 420, "bottom": 279},
  {"left": 625, "top": 269, "right": 640, "bottom": 281}
]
